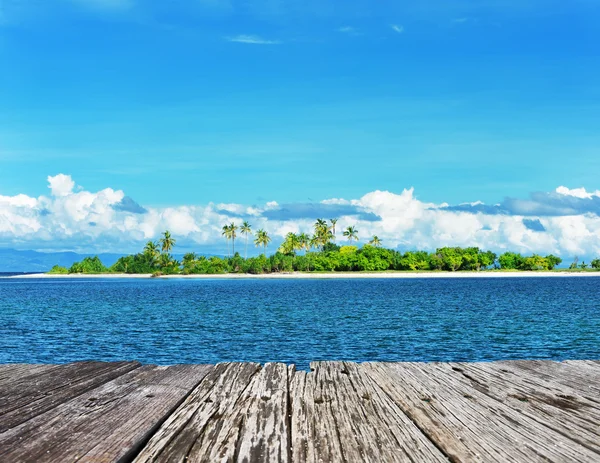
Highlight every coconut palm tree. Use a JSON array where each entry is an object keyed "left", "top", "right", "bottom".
[
  {"left": 298, "top": 233, "right": 310, "bottom": 255},
  {"left": 343, "top": 226, "right": 358, "bottom": 244},
  {"left": 144, "top": 240, "right": 159, "bottom": 260},
  {"left": 241, "top": 221, "right": 252, "bottom": 259},
  {"left": 160, "top": 231, "right": 176, "bottom": 254},
  {"left": 314, "top": 219, "right": 334, "bottom": 250},
  {"left": 182, "top": 252, "right": 198, "bottom": 270},
  {"left": 369, "top": 236, "right": 382, "bottom": 247},
  {"left": 229, "top": 222, "right": 238, "bottom": 255},
  {"left": 330, "top": 218, "right": 338, "bottom": 235},
  {"left": 222, "top": 225, "right": 231, "bottom": 257},
  {"left": 279, "top": 232, "right": 300, "bottom": 255},
  {"left": 254, "top": 229, "right": 271, "bottom": 255}
]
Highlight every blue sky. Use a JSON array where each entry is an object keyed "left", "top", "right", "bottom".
[{"left": 1, "top": 0, "right": 600, "bottom": 257}]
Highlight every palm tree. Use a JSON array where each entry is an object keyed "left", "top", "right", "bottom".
[
  {"left": 314, "top": 219, "right": 334, "bottom": 250},
  {"left": 182, "top": 252, "right": 197, "bottom": 270},
  {"left": 222, "top": 225, "right": 231, "bottom": 257},
  {"left": 241, "top": 221, "right": 252, "bottom": 259},
  {"left": 369, "top": 236, "right": 382, "bottom": 247},
  {"left": 309, "top": 235, "right": 320, "bottom": 252},
  {"left": 160, "top": 231, "right": 176, "bottom": 254},
  {"left": 330, "top": 218, "right": 338, "bottom": 235},
  {"left": 279, "top": 232, "right": 300, "bottom": 255},
  {"left": 229, "top": 222, "right": 238, "bottom": 255},
  {"left": 254, "top": 229, "right": 271, "bottom": 255},
  {"left": 298, "top": 233, "right": 310, "bottom": 255},
  {"left": 343, "top": 226, "right": 358, "bottom": 244},
  {"left": 315, "top": 218, "right": 328, "bottom": 232}
]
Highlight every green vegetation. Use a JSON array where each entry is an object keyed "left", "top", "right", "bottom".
[
  {"left": 52, "top": 220, "right": 600, "bottom": 275},
  {"left": 48, "top": 265, "right": 69, "bottom": 274}
]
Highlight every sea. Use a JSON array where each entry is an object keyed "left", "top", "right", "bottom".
[{"left": 1, "top": 276, "right": 599, "bottom": 370}]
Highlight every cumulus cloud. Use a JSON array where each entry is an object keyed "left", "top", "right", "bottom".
[
  {"left": 391, "top": 24, "right": 404, "bottom": 33},
  {"left": 48, "top": 174, "right": 76, "bottom": 197},
  {"left": 1, "top": 175, "right": 600, "bottom": 259},
  {"left": 441, "top": 186, "right": 600, "bottom": 217}
]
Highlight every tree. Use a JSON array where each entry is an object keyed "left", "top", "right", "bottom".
[
  {"left": 369, "top": 236, "right": 382, "bottom": 247},
  {"left": 143, "top": 241, "right": 160, "bottom": 266},
  {"left": 298, "top": 233, "right": 311, "bottom": 255},
  {"left": 241, "top": 221, "right": 252, "bottom": 259},
  {"left": 222, "top": 225, "right": 232, "bottom": 257},
  {"left": 254, "top": 229, "right": 271, "bottom": 255},
  {"left": 569, "top": 257, "right": 579, "bottom": 270},
  {"left": 160, "top": 231, "right": 176, "bottom": 254},
  {"left": 330, "top": 218, "right": 338, "bottom": 236},
  {"left": 182, "top": 252, "right": 198, "bottom": 271},
  {"left": 314, "top": 219, "right": 334, "bottom": 250},
  {"left": 498, "top": 252, "right": 523, "bottom": 270},
  {"left": 279, "top": 232, "right": 300, "bottom": 255},
  {"left": 229, "top": 222, "right": 238, "bottom": 255},
  {"left": 591, "top": 258, "right": 600, "bottom": 269},
  {"left": 343, "top": 226, "right": 359, "bottom": 244},
  {"left": 545, "top": 255, "right": 562, "bottom": 270}
]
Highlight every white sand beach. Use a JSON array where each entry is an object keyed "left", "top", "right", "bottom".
[{"left": 8, "top": 271, "right": 600, "bottom": 279}]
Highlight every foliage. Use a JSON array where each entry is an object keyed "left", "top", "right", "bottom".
[
  {"left": 48, "top": 265, "right": 69, "bottom": 274},
  {"left": 53, "top": 226, "right": 600, "bottom": 276},
  {"left": 69, "top": 256, "right": 109, "bottom": 274}
]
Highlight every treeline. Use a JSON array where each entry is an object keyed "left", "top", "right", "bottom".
[{"left": 50, "top": 230, "right": 599, "bottom": 275}]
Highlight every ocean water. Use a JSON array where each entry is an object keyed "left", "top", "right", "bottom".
[{"left": 0, "top": 277, "right": 599, "bottom": 370}]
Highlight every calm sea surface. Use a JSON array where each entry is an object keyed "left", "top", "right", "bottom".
[{"left": 1, "top": 277, "right": 599, "bottom": 370}]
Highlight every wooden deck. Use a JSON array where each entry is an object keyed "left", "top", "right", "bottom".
[{"left": 1, "top": 360, "right": 599, "bottom": 462}]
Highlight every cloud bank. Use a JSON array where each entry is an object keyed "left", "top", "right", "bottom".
[{"left": 1, "top": 175, "right": 600, "bottom": 259}]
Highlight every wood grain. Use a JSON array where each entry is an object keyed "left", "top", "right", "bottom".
[
  {"left": 290, "top": 361, "right": 448, "bottom": 463},
  {"left": 361, "top": 361, "right": 600, "bottom": 462},
  {"left": 0, "top": 364, "right": 211, "bottom": 462},
  {"left": 0, "top": 361, "right": 141, "bottom": 431}
]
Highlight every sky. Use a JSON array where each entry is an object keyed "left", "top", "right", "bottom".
[{"left": 1, "top": 0, "right": 600, "bottom": 258}]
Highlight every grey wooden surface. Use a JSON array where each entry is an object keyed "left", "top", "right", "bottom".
[{"left": 0, "top": 360, "right": 599, "bottom": 462}]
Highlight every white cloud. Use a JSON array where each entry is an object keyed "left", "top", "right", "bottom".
[
  {"left": 2, "top": 175, "right": 600, "bottom": 259},
  {"left": 226, "top": 35, "right": 281, "bottom": 45},
  {"left": 391, "top": 24, "right": 404, "bottom": 34},
  {"left": 556, "top": 186, "right": 600, "bottom": 199},
  {"left": 48, "top": 174, "right": 76, "bottom": 197}
]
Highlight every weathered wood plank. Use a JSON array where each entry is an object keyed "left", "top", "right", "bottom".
[
  {"left": 495, "top": 360, "right": 600, "bottom": 397},
  {"left": 290, "top": 361, "right": 448, "bottom": 463},
  {"left": 447, "top": 362, "right": 600, "bottom": 454},
  {"left": 0, "top": 364, "right": 57, "bottom": 384},
  {"left": 362, "top": 362, "right": 600, "bottom": 462},
  {"left": 0, "top": 364, "right": 211, "bottom": 462},
  {"left": 133, "top": 362, "right": 264, "bottom": 463},
  {"left": 0, "top": 361, "right": 141, "bottom": 431}
]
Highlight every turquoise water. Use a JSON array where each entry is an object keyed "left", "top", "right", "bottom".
[{"left": 0, "top": 277, "right": 599, "bottom": 370}]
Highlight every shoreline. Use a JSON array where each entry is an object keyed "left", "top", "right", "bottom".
[{"left": 6, "top": 271, "right": 600, "bottom": 279}]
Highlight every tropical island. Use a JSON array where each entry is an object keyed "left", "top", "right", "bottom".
[{"left": 47, "top": 219, "right": 600, "bottom": 276}]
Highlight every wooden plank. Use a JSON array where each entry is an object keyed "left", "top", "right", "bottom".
[
  {"left": 495, "top": 360, "right": 600, "bottom": 397},
  {"left": 0, "top": 364, "right": 211, "bottom": 462},
  {"left": 448, "top": 362, "right": 600, "bottom": 454},
  {"left": 134, "top": 362, "right": 274, "bottom": 463},
  {"left": 0, "top": 361, "right": 141, "bottom": 431},
  {"left": 0, "top": 364, "right": 58, "bottom": 384},
  {"left": 362, "top": 362, "right": 600, "bottom": 462},
  {"left": 290, "top": 361, "right": 448, "bottom": 463}
]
